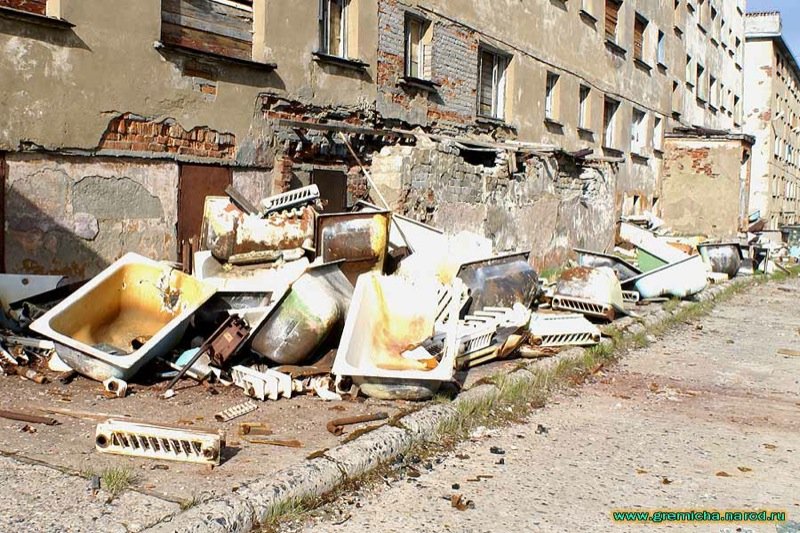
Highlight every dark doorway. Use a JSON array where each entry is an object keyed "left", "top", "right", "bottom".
[
  {"left": 312, "top": 169, "right": 348, "bottom": 213},
  {"left": 177, "top": 164, "right": 232, "bottom": 261}
]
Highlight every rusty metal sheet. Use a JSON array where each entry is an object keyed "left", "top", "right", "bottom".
[
  {"left": 553, "top": 266, "right": 625, "bottom": 320},
  {"left": 201, "top": 197, "right": 315, "bottom": 262},
  {"left": 315, "top": 211, "right": 390, "bottom": 285}
]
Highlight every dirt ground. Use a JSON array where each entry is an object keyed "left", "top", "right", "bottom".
[
  {"left": 293, "top": 278, "right": 800, "bottom": 533},
  {"left": 0, "top": 324, "right": 515, "bottom": 513}
]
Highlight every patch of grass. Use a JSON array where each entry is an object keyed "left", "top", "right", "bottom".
[
  {"left": 663, "top": 298, "right": 681, "bottom": 313},
  {"left": 180, "top": 494, "right": 201, "bottom": 511},
  {"left": 260, "top": 497, "right": 316, "bottom": 533},
  {"left": 100, "top": 467, "right": 138, "bottom": 499}
]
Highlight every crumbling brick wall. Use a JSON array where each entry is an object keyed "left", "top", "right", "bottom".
[
  {"left": 0, "top": 0, "right": 46, "bottom": 15},
  {"left": 377, "top": 0, "right": 478, "bottom": 131},
  {"left": 370, "top": 142, "right": 617, "bottom": 268}
]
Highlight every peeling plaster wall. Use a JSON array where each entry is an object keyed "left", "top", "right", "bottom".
[
  {"left": 5, "top": 155, "right": 179, "bottom": 278},
  {"left": 660, "top": 137, "right": 750, "bottom": 238},
  {"left": 370, "top": 143, "right": 616, "bottom": 269}
]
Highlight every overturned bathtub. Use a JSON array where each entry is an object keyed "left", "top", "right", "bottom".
[{"left": 30, "top": 253, "right": 216, "bottom": 382}]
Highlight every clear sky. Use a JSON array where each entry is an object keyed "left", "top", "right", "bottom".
[{"left": 747, "top": 0, "right": 800, "bottom": 59}]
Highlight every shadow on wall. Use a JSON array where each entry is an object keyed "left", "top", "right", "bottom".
[{"left": 5, "top": 187, "right": 105, "bottom": 281}]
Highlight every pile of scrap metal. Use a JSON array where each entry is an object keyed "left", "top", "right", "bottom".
[{"left": 0, "top": 184, "right": 550, "bottom": 417}]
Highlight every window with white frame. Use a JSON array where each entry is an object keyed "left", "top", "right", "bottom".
[
  {"left": 478, "top": 48, "right": 509, "bottom": 120},
  {"left": 545, "top": 72, "right": 560, "bottom": 121},
  {"left": 685, "top": 54, "right": 694, "bottom": 87},
  {"left": 319, "top": 0, "right": 349, "bottom": 58},
  {"left": 405, "top": 15, "right": 432, "bottom": 80},
  {"left": 631, "top": 108, "right": 646, "bottom": 154},
  {"left": 579, "top": 85, "right": 591, "bottom": 130}
]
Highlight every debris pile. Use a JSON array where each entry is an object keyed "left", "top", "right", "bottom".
[{"left": 0, "top": 187, "right": 794, "bottom": 466}]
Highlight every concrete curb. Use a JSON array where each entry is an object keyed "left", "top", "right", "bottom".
[{"left": 146, "top": 277, "right": 754, "bottom": 533}]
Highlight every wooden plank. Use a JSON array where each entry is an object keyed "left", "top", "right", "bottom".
[
  {"left": 163, "top": 0, "right": 252, "bottom": 20},
  {"left": 162, "top": 22, "right": 252, "bottom": 61},
  {"left": 777, "top": 349, "right": 800, "bottom": 357},
  {"left": 162, "top": 12, "right": 253, "bottom": 43},
  {"left": 162, "top": 0, "right": 253, "bottom": 30}
]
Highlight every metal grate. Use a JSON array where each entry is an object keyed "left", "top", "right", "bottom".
[
  {"left": 529, "top": 313, "right": 601, "bottom": 347},
  {"left": 551, "top": 296, "right": 615, "bottom": 320},
  {"left": 231, "top": 366, "right": 292, "bottom": 401},
  {"left": 95, "top": 420, "right": 223, "bottom": 465},
  {"left": 260, "top": 184, "right": 320, "bottom": 215},
  {"left": 621, "top": 290, "right": 640, "bottom": 303},
  {"left": 214, "top": 400, "right": 259, "bottom": 422}
]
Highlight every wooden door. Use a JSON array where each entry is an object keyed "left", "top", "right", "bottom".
[{"left": 177, "top": 164, "right": 232, "bottom": 260}]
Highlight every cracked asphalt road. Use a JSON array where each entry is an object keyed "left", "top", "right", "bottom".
[{"left": 297, "top": 278, "right": 800, "bottom": 533}]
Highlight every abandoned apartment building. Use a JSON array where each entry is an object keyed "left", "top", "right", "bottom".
[
  {"left": 0, "top": 0, "right": 751, "bottom": 277},
  {"left": 744, "top": 10, "right": 800, "bottom": 230}
]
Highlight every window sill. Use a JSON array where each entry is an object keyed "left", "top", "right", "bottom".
[
  {"left": 544, "top": 118, "right": 564, "bottom": 128},
  {"left": 657, "top": 61, "right": 668, "bottom": 73},
  {"left": 631, "top": 151, "right": 649, "bottom": 163},
  {"left": 698, "top": 23, "right": 707, "bottom": 34},
  {"left": 578, "top": 127, "right": 595, "bottom": 136},
  {"left": 312, "top": 52, "right": 369, "bottom": 71},
  {"left": 154, "top": 41, "right": 277, "bottom": 70},
  {"left": 399, "top": 76, "right": 439, "bottom": 92},
  {"left": 653, "top": 148, "right": 664, "bottom": 157},
  {"left": 674, "top": 25, "right": 683, "bottom": 38},
  {"left": 476, "top": 115, "right": 507, "bottom": 127},
  {"left": 602, "top": 146, "right": 624, "bottom": 158},
  {"left": 605, "top": 39, "right": 627, "bottom": 58},
  {"left": 686, "top": 82, "right": 695, "bottom": 90},
  {"left": 710, "top": 37, "right": 719, "bottom": 47},
  {"left": 579, "top": 9, "right": 597, "bottom": 25},
  {"left": 634, "top": 59, "right": 653, "bottom": 74},
  {"left": 696, "top": 96, "right": 707, "bottom": 106},
  {"left": 0, "top": 5, "right": 74, "bottom": 28}
]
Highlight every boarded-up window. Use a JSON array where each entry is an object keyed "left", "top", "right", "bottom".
[
  {"left": 161, "top": 0, "right": 254, "bottom": 62},
  {"left": 633, "top": 14, "right": 647, "bottom": 61},
  {"left": 605, "top": 0, "right": 621, "bottom": 41},
  {"left": 0, "top": 0, "right": 46, "bottom": 15},
  {"left": 478, "top": 49, "right": 508, "bottom": 120}
]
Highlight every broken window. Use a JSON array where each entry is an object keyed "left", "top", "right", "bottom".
[
  {"left": 603, "top": 97, "right": 619, "bottom": 148},
  {"left": 657, "top": 30, "right": 666, "bottom": 65},
  {"left": 630, "top": 108, "right": 646, "bottom": 154},
  {"left": 319, "top": 0, "right": 349, "bottom": 58},
  {"left": 405, "top": 15, "right": 432, "bottom": 80},
  {"left": 579, "top": 85, "right": 591, "bottom": 130},
  {"left": 478, "top": 48, "right": 509, "bottom": 120},
  {"left": 545, "top": 72, "right": 560, "bottom": 121},
  {"left": 653, "top": 116, "right": 664, "bottom": 151},
  {"left": 161, "top": 0, "right": 254, "bottom": 62},
  {"left": 0, "top": 0, "right": 46, "bottom": 15},
  {"left": 605, "top": 0, "right": 622, "bottom": 42},
  {"left": 634, "top": 14, "right": 647, "bottom": 62}
]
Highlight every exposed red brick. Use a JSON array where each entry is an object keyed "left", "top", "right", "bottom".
[
  {"left": 98, "top": 114, "right": 236, "bottom": 159},
  {"left": 0, "top": 0, "right": 46, "bottom": 15}
]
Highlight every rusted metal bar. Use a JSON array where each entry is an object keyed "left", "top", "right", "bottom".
[
  {"left": 246, "top": 438, "right": 303, "bottom": 448},
  {"left": 224, "top": 184, "right": 258, "bottom": 215},
  {"left": 15, "top": 367, "right": 48, "bottom": 384},
  {"left": 326, "top": 412, "right": 389, "bottom": 436},
  {"left": 0, "top": 409, "right": 58, "bottom": 425}
]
